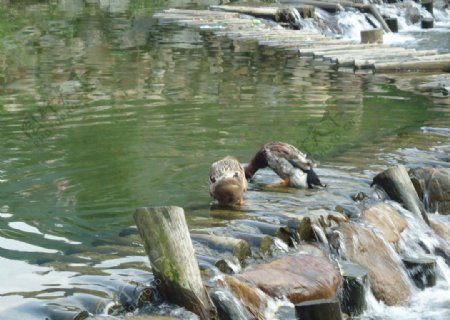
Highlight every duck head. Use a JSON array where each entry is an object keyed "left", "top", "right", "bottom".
[
  {"left": 210, "top": 177, "right": 245, "bottom": 206},
  {"left": 288, "top": 159, "right": 325, "bottom": 188},
  {"left": 305, "top": 168, "right": 326, "bottom": 188}
]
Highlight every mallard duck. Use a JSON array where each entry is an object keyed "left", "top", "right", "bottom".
[
  {"left": 209, "top": 156, "right": 247, "bottom": 206},
  {"left": 245, "top": 142, "right": 324, "bottom": 188}
]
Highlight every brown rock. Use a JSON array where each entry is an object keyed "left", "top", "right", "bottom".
[
  {"left": 238, "top": 254, "right": 341, "bottom": 304},
  {"left": 409, "top": 168, "right": 450, "bottom": 214},
  {"left": 337, "top": 223, "right": 412, "bottom": 306},
  {"left": 429, "top": 218, "right": 450, "bottom": 242},
  {"left": 221, "top": 275, "right": 267, "bottom": 319},
  {"left": 428, "top": 169, "right": 450, "bottom": 214},
  {"left": 362, "top": 202, "right": 407, "bottom": 246}
]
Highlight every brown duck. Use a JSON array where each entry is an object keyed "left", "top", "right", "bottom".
[
  {"left": 245, "top": 142, "right": 324, "bottom": 188},
  {"left": 209, "top": 156, "right": 247, "bottom": 206}
]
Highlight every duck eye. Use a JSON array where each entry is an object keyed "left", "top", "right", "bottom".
[
  {"left": 210, "top": 176, "right": 216, "bottom": 183},
  {"left": 233, "top": 172, "right": 239, "bottom": 178}
]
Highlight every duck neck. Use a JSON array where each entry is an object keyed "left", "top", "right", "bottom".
[{"left": 245, "top": 150, "right": 268, "bottom": 179}]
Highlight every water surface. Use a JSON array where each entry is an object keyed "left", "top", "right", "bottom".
[{"left": 0, "top": 1, "right": 449, "bottom": 319}]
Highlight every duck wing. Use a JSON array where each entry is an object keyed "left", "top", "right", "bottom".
[{"left": 264, "top": 142, "right": 313, "bottom": 172}]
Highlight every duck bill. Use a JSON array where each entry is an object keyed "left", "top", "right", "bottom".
[{"left": 212, "top": 178, "right": 244, "bottom": 206}]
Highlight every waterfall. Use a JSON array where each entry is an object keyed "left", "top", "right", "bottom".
[{"left": 361, "top": 201, "right": 450, "bottom": 319}]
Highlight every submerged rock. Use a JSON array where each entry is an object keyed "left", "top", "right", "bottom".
[
  {"left": 409, "top": 168, "right": 450, "bottom": 214},
  {"left": 362, "top": 202, "right": 407, "bottom": 247},
  {"left": 337, "top": 223, "right": 412, "bottom": 306}
]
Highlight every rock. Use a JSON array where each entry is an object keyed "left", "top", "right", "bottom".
[
  {"left": 428, "top": 169, "right": 450, "bottom": 214},
  {"left": 295, "top": 298, "right": 343, "bottom": 320},
  {"left": 296, "top": 243, "right": 327, "bottom": 258},
  {"left": 237, "top": 254, "right": 341, "bottom": 304},
  {"left": 409, "top": 168, "right": 450, "bottom": 214},
  {"left": 429, "top": 218, "right": 450, "bottom": 242},
  {"left": 362, "top": 202, "right": 407, "bottom": 246},
  {"left": 221, "top": 275, "right": 267, "bottom": 319},
  {"left": 403, "top": 256, "right": 437, "bottom": 289},
  {"left": 337, "top": 223, "right": 412, "bottom": 305}
]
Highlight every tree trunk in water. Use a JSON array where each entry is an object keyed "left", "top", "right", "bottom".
[{"left": 134, "top": 206, "right": 218, "bottom": 320}]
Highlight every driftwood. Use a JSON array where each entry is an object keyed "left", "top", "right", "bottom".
[
  {"left": 134, "top": 206, "right": 217, "bottom": 320},
  {"left": 372, "top": 165, "right": 430, "bottom": 225}
]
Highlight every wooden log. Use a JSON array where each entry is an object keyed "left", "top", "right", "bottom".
[
  {"left": 360, "top": 29, "right": 383, "bottom": 44},
  {"left": 385, "top": 17, "right": 399, "bottom": 33},
  {"left": 403, "top": 256, "right": 437, "bottom": 289},
  {"left": 280, "top": 0, "right": 344, "bottom": 13},
  {"left": 134, "top": 206, "right": 217, "bottom": 320},
  {"left": 339, "top": 261, "right": 368, "bottom": 316},
  {"left": 371, "top": 165, "right": 430, "bottom": 225},
  {"left": 374, "top": 58, "right": 450, "bottom": 72},
  {"left": 295, "top": 298, "right": 343, "bottom": 320},
  {"left": 191, "top": 233, "right": 251, "bottom": 263},
  {"left": 421, "top": 18, "right": 434, "bottom": 29},
  {"left": 209, "top": 5, "right": 307, "bottom": 24},
  {"left": 352, "top": 4, "right": 391, "bottom": 32}
]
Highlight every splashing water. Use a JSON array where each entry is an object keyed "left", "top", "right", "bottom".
[{"left": 361, "top": 201, "right": 450, "bottom": 319}]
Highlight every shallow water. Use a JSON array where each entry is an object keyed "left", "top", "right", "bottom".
[{"left": 0, "top": 1, "right": 449, "bottom": 319}]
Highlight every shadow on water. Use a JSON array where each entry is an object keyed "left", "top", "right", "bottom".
[{"left": 0, "top": 0, "right": 449, "bottom": 319}]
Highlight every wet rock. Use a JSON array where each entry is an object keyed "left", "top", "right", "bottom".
[
  {"left": 409, "top": 168, "right": 450, "bottom": 214},
  {"left": 362, "top": 202, "right": 407, "bottom": 246},
  {"left": 236, "top": 254, "right": 341, "bottom": 304},
  {"left": 295, "top": 298, "right": 343, "bottom": 320},
  {"left": 403, "top": 256, "right": 437, "bottom": 289},
  {"left": 337, "top": 223, "right": 412, "bottom": 305},
  {"left": 339, "top": 261, "right": 368, "bottom": 317},
  {"left": 296, "top": 243, "right": 327, "bottom": 258},
  {"left": 429, "top": 218, "right": 450, "bottom": 242},
  {"left": 221, "top": 275, "right": 268, "bottom": 319},
  {"left": 335, "top": 204, "right": 361, "bottom": 219},
  {"left": 210, "top": 289, "right": 254, "bottom": 320}
]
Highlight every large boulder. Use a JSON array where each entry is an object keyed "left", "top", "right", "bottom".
[
  {"left": 362, "top": 202, "right": 407, "bottom": 247},
  {"left": 337, "top": 223, "right": 412, "bottom": 306},
  {"left": 230, "top": 254, "right": 341, "bottom": 304},
  {"left": 409, "top": 168, "right": 450, "bottom": 214}
]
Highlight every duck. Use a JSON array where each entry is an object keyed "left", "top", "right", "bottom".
[
  {"left": 209, "top": 156, "right": 248, "bottom": 206},
  {"left": 245, "top": 142, "right": 325, "bottom": 188}
]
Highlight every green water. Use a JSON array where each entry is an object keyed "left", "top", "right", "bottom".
[{"left": 0, "top": 1, "right": 449, "bottom": 318}]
